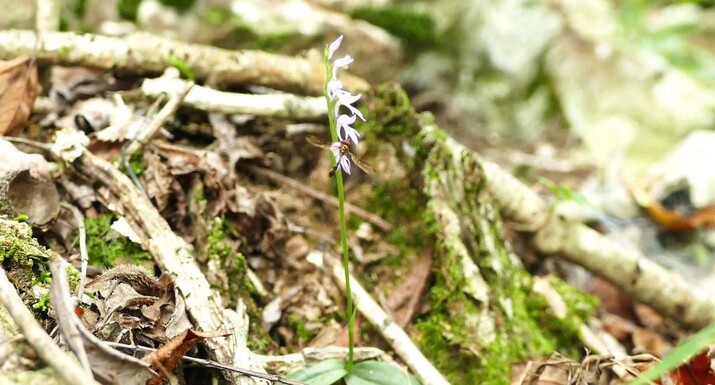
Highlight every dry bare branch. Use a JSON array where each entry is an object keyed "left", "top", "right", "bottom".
[{"left": 0, "top": 30, "right": 368, "bottom": 96}]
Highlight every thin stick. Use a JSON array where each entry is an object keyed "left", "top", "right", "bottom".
[
  {"left": 0, "top": 30, "right": 368, "bottom": 96},
  {"left": 142, "top": 78, "right": 326, "bottom": 120},
  {"left": 126, "top": 82, "right": 193, "bottom": 154},
  {"left": 60, "top": 203, "right": 88, "bottom": 300},
  {"left": 0, "top": 268, "right": 96, "bottom": 385},
  {"left": 104, "top": 342, "right": 305, "bottom": 385},
  {"left": 4, "top": 136, "right": 52, "bottom": 151},
  {"left": 48, "top": 259, "right": 92, "bottom": 376},
  {"left": 326, "top": 253, "right": 451, "bottom": 385},
  {"left": 246, "top": 166, "right": 392, "bottom": 232}
]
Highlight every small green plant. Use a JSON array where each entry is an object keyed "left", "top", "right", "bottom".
[
  {"left": 538, "top": 177, "right": 589, "bottom": 205},
  {"left": 167, "top": 54, "right": 195, "bottom": 81},
  {"left": 627, "top": 323, "right": 715, "bottom": 385},
  {"left": 13, "top": 214, "right": 29, "bottom": 223},
  {"left": 291, "top": 359, "right": 419, "bottom": 385},
  {"left": 32, "top": 292, "right": 51, "bottom": 312}
]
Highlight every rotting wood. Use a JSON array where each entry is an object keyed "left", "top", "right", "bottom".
[{"left": 0, "top": 30, "right": 368, "bottom": 96}]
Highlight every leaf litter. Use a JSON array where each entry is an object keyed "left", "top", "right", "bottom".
[{"left": 0, "top": 53, "right": 425, "bottom": 384}]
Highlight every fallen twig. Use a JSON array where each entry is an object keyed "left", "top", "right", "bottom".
[
  {"left": 0, "top": 267, "right": 96, "bottom": 385},
  {"left": 48, "top": 258, "right": 92, "bottom": 377},
  {"left": 254, "top": 346, "right": 386, "bottom": 374},
  {"left": 60, "top": 202, "right": 88, "bottom": 299},
  {"left": 324, "top": 252, "right": 451, "bottom": 385},
  {"left": 106, "top": 341, "right": 306, "bottom": 385},
  {"left": 126, "top": 80, "right": 193, "bottom": 154},
  {"left": 532, "top": 277, "right": 629, "bottom": 379},
  {"left": 0, "top": 30, "right": 368, "bottom": 96},
  {"left": 142, "top": 78, "right": 326, "bottom": 120},
  {"left": 247, "top": 166, "right": 392, "bottom": 232}
]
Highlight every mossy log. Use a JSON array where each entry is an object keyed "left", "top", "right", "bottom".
[{"left": 361, "top": 85, "right": 593, "bottom": 384}]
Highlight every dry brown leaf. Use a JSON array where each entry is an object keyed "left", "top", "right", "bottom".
[
  {"left": 142, "top": 329, "right": 230, "bottom": 385},
  {"left": 633, "top": 327, "right": 672, "bottom": 357},
  {"left": 0, "top": 56, "right": 41, "bottom": 136},
  {"left": 385, "top": 247, "right": 433, "bottom": 327}
]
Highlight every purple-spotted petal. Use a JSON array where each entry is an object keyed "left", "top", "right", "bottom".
[
  {"left": 341, "top": 157, "right": 351, "bottom": 174},
  {"left": 328, "top": 35, "right": 344, "bottom": 60}
]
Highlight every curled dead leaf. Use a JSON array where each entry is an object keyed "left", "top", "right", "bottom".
[{"left": 0, "top": 56, "right": 41, "bottom": 136}]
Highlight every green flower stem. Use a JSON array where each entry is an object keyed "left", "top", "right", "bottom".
[
  {"left": 324, "top": 50, "right": 355, "bottom": 371},
  {"left": 335, "top": 171, "right": 355, "bottom": 371}
]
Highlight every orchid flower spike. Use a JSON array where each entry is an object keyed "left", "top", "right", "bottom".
[{"left": 325, "top": 35, "right": 364, "bottom": 149}]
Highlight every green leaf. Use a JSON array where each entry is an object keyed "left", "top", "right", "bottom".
[
  {"left": 167, "top": 54, "right": 195, "bottom": 81},
  {"left": 344, "top": 361, "right": 419, "bottom": 385},
  {"left": 290, "top": 359, "right": 348, "bottom": 385},
  {"left": 627, "top": 323, "right": 715, "bottom": 385}
]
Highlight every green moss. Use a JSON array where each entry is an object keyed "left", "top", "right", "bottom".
[
  {"left": 84, "top": 213, "right": 151, "bottom": 267},
  {"left": 13, "top": 214, "right": 29, "bottom": 223},
  {"left": 32, "top": 292, "right": 51, "bottom": 313},
  {"left": 158, "top": 0, "right": 195, "bottom": 12},
  {"left": 205, "top": 218, "right": 275, "bottom": 351},
  {"left": 117, "top": 0, "right": 142, "bottom": 21},
  {"left": 255, "top": 33, "right": 295, "bottom": 51},
  {"left": 524, "top": 277, "right": 599, "bottom": 358},
  {"left": 128, "top": 151, "right": 145, "bottom": 178},
  {"left": 350, "top": 6, "right": 439, "bottom": 54},
  {"left": 287, "top": 315, "right": 318, "bottom": 344},
  {"left": 71, "top": 0, "right": 88, "bottom": 17},
  {"left": 204, "top": 5, "right": 233, "bottom": 25}
]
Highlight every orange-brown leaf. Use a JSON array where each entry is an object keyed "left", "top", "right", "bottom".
[
  {"left": 141, "top": 329, "right": 230, "bottom": 385},
  {"left": 0, "top": 56, "right": 41, "bottom": 136}
]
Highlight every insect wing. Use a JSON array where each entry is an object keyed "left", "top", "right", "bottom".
[
  {"left": 328, "top": 156, "right": 341, "bottom": 177},
  {"left": 348, "top": 153, "right": 375, "bottom": 174},
  {"left": 306, "top": 135, "right": 332, "bottom": 149}
]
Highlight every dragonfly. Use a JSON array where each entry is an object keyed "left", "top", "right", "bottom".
[{"left": 306, "top": 135, "right": 374, "bottom": 177}]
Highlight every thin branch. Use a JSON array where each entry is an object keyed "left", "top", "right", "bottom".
[
  {"left": 325, "top": 253, "right": 450, "bottom": 385},
  {"left": 126, "top": 81, "right": 193, "bottom": 155},
  {"left": 247, "top": 166, "right": 392, "bottom": 232},
  {"left": 142, "top": 78, "right": 326, "bottom": 120},
  {"left": 104, "top": 342, "right": 305, "bottom": 385},
  {"left": 60, "top": 202, "right": 88, "bottom": 300},
  {"left": 0, "top": 30, "right": 368, "bottom": 96},
  {"left": 0, "top": 268, "right": 97, "bottom": 385},
  {"left": 48, "top": 258, "right": 92, "bottom": 377}
]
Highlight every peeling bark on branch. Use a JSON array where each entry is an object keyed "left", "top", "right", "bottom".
[{"left": 0, "top": 30, "right": 368, "bottom": 96}]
